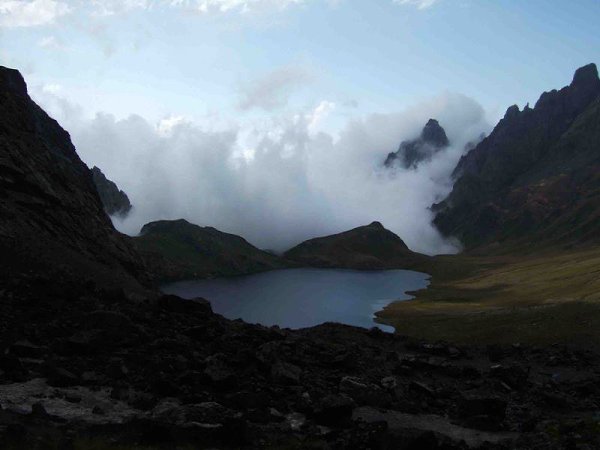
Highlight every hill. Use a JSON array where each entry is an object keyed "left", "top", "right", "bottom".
[
  {"left": 135, "top": 219, "right": 286, "bottom": 281},
  {"left": 284, "top": 221, "right": 429, "bottom": 270}
]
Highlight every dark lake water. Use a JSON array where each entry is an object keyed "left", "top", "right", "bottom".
[{"left": 162, "top": 268, "right": 429, "bottom": 332}]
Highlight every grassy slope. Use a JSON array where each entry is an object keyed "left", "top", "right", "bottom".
[
  {"left": 133, "top": 220, "right": 286, "bottom": 281},
  {"left": 376, "top": 246, "right": 600, "bottom": 345}
]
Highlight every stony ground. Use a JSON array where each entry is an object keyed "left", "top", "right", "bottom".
[{"left": 1, "top": 275, "right": 599, "bottom": 449}]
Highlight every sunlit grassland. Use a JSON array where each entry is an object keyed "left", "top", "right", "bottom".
[{"left": 377, "top": 246, "right": 600, "bottom": 345}]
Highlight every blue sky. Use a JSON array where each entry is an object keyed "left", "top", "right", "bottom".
[
  {"left": 0, "top": 0, "right": 599, "bottom": 253},
  {"left": 2, "top": 0, "right": 598, "bottom": 125}
]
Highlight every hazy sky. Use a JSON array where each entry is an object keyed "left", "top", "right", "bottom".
[{"left": 1, "top": 0, "right": 598, "bottom": 253}]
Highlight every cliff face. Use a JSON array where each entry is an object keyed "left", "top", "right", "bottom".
[
  {"left": 0, "top": 66, "right": 145, "bottom": 289},
  {"left": 284, "top": 221, "right": 428, "bottom": 270},
  {"left": 91, "top": 166, "right": 132, "bottom": 217},
  {"left": 384, "top": 119, "right": 449, "bottom": 169},
  {"left": 434, "top": 64, "right": 600, "bottom": 250}
]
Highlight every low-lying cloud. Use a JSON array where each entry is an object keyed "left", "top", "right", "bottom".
[{"left": 37, "top": 90, "right": 488, "bottom": 255}]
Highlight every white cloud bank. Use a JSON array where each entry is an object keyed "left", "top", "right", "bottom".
[
  {"left": 37, "top": 89, "right": 488, "bottom": 255},
  {"left": 0, "top": 0, "right": 70, "bottom": 27}
]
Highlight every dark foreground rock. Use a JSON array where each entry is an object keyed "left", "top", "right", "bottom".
[{"left": 0, "top": 279, "right": 599, "bottom": 449}]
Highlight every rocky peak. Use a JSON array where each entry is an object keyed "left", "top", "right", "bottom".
[
  {"left": 368, "top": 221, "right": 384, "bottom": 229},
  {"left": 0, "top": 66, "right": 27, "bottom": 97},
  {"left": 503, "top": 104, "right": 520, "bottom": 120},
  {"left": 91, "top": 166, "right": 132, "bottom": 217},
  {"left": 421, "top": 118, "right": 449, "bottom": 148},
  {"left": 384, "top": 118, "right": 450, "bottom": 169},
  {"left": 571, "top": 63, "right": 599, "bottom": 88}
]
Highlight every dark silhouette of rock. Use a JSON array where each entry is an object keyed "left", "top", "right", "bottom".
[
  {"left": 91, "top": 166, "right": 132, "bottom": 217},
  {"left": 434, "top": 63, "right": 600, "bottom": 249},
  {"left": 284, "top": 221, "right": 429, "bottom": 269},
  {"left": 385, "top": 119, "right": 449, "bottom": 169},
  {"left": 0, "top": 65, "right": 146, "bottom": 290},
  {"left": 135, "top": 219, "right": 287, "bottom": 281}
]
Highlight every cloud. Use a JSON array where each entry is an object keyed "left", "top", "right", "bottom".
[
  {"left": 38, "top": 35, "right": 66, "bottom": 49},
  {"left": 88, "top": 0, "right": 152, "bottom": 17},
  {"left": 0, "top": 0, "right": 70, "bottom": 27},
  {"left": 37, "top": 88, "right": 489, "bottom": 255},
  {"left": 175, "top": 0, "right": 308, "bottom": 15},
  {"left": 307, "top": 100, "right": 335, "bottom": 134},
  {"left": 41, "top": 82, "right": 63, "bottom": 93},
  {"left": 393, "top": 0, "right": 439, "bottom": 9},
  {"left": 238, "top": 65, "right": 313, "bottom": 111}
]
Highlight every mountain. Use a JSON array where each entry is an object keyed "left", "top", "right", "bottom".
[
  {"left": 434, "top": 63, "right": 600, "bottom": 250},
  {"left": 284, "top": 221, "right": 429, "bottom": 270},
  {"left": 1, "top": 66, "right": 599, "bottom": 450},
  {"left": 0, "top": 66, "right": 145, "bottom": 289},
  {"left": 91, "top": 166, "right": 132, "bottom": 217},
  {"left": 134, "top": 219, "right": 286, "bottom": 281},
  {"left": 384, "top": 119, "right": 449, "bottom": 169}
]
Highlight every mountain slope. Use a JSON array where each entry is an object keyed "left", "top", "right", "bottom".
[
  {"left": 91, "top": 166, "right": 132, "bottom": 217},
  {"left": 134, "top": 219, "right": 286, "bottom": 280},
  {"left": 384, "top": 119, "right": 449, "bottom": 169},
  {"left": 434, "top": 63, "right": 600, "bottom": 250},
  {"left": 0, "top": 66, "right": 145, "bottom": 289},
  {"left": 284, "top": 221, "right": 429, "bottom": 270}
]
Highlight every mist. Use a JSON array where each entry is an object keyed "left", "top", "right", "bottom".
[{"left": 37, "top": 91, "right": 489, "bottom": 255}]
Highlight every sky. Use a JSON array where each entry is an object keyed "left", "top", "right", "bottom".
[{"left": 1, "top": 0, "right": 599, "bottom": 253}]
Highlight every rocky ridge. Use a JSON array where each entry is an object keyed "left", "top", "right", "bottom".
[{"left": 434, "top": 63, "right": 600, "bottom": 250}]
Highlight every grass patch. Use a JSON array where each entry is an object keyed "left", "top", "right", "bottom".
[{"left": 377, "top": 246, "right": 600, "bottom": 345}]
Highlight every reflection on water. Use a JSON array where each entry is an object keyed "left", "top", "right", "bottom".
[{"left": 162, "top": 268, "right": 429, "bottom": 332}]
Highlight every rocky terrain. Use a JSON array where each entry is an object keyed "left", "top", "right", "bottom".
[
  {"left": 433, "top": 63, "right": 600, "bottom": 250},
  {"left": 91, "top": 166, "right": 132, "bottom": 218},
  {"left": 384, "top": 119, "right": 449, "bottom": 169},
  {"left": 134, "top": 219, "right": 286, "bottom": 281},
  {"left": 284, "top": 222, "right": 429, "bottom": 270},
  {"left": 2, "top": 279, "right": 600, "bottom": 449},
  {"left": 2, "top": 65, "right": 600, "bottom": 449}
]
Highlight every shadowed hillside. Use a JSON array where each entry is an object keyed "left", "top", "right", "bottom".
[
  {"left": 434, "top": 63, "right": 600, "bottom": 250},
  {"left": 284, "top": 221, "right": 429, "bottom": 270},
  {"left": 135, "top": 219, "right": 286, "bottom": 281},
  {"left": 0, "top": 66, "right": 146, "bottom": 290}
]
